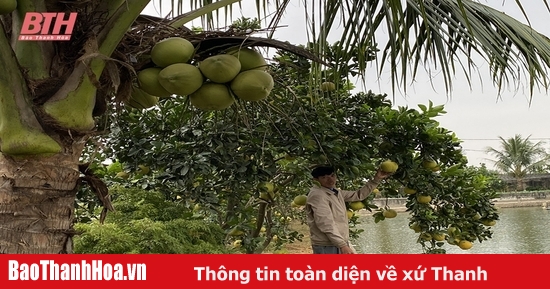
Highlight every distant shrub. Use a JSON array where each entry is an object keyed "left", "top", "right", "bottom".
[{"left": 73, "top": 186, "right": 229, "bottom": 254}]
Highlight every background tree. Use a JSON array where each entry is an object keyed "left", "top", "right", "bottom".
[
  {"left": 1, "top": 0, "right": 549, "bottom": 253},
  {"left": 485, "top": 134, "right": 549, "bottom": 191}
]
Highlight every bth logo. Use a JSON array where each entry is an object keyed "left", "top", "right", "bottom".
[{"left": 19, "top": 12, "right": 77, "bottom": 41}]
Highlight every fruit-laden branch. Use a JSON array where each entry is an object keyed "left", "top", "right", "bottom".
[
  {"left": 42, "top": 0, "right": 151, "bottom": 131},
  {"left": 252, "top": 175, "right": 295, "bottom": 254},
  {"left": 0, "top": 23, "right": 61, "bottom": 156},
  {"left": 10, "top": 0, "right": 53, "bottom": 79}
]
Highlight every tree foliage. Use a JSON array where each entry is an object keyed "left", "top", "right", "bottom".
[
  {"left": 78, "top": 47, "right": 502, "bottom": 254},
  {"left": 485, "top": 134, "right": 549, "bottom": 190},
  {"left": 74, "top": 186, "right": 229, "bottom": 254}
]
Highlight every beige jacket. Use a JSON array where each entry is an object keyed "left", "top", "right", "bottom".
[{"left": 305, "top": 180, "right": 379, "bottom": 248}]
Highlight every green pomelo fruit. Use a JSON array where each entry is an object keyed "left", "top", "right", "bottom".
[
  {"left": 151, "top": 37, "right": 195, "bottom": 67},
  {"left": 383, "top": 209, "right": 397, "bottom": 218},
  {"left": 199, "top": 54, "right": 241, "bottom": 83},
  {"left": 349, "top": 201, "right": 365, "bottom": 211},
  {"left": 228, "top": 227, "right": 244, "bottom": 236},
  {"left": 0, "top": 0, "right": 17, "bottom": 15},
  {"left": 226, "top": 47, "right": 267, "bottom": 71},
  {"left": 320, "top": 82, "right": 336, "bottom": 92},
  {"left": 127, "top": 87, "right": 159, "bottom": 109},
  {"left": 116, "top": 171, "right": 130, "bottom": 179},
  {"left": 157, "top": 63, "right": 204, "bottom": 96},
  {"left": 432, "top": 232, "right": 446, "bottom": 241},
  {"left": 422, "top": 160, "right": 438, "bottom": 169},
  {"left": 293, "top": 195, "right": 307, "bottom": 206},
  {"left": 189, "top": 82, "right": 234, "bottom": 111},
  {"left": 404, "top": 187, "right": 417, "bottom": 195},
  {"left": 230, "top": 70, "right": 274, "bottom": 101},
  {"left": 137, "top": 68, "right": 171, "bottom": 98},
  {"left": 410, "top": 223, "right": 421, "bottom": 233},
  {"left": 380, "top": 160, "right": 398, "bottom": 173},
  {"left": 417, "top": 195, "right": 432, "bottom": 204}
]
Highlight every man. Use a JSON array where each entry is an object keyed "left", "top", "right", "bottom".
[{"left": 305, "top": 165, "right": 392, "bottom": 254}]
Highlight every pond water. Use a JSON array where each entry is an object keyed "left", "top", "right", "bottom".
[{"left": 354, "top": 207, "right": 550, "bottom": 254}]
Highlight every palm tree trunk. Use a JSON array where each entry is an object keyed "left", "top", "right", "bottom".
[
  {"left": 516, "top": 178, "right": 525, "bottom": 191},
  {"left": 0, "top": 150, "right": 82, "bottom": 253}
]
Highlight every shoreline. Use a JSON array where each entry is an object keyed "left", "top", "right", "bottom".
[
  {"left": 277, "top": 198, "right": 547, "bottom": 254},
  {"left": 366, "top": 198, "right": 549, "bottom": 214}
]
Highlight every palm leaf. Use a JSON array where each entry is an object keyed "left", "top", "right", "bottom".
[{"left": 306, "top": 0, "right": 550, "bottom": 99}]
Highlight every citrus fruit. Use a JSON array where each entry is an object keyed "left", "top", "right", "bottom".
[
  {"left": 379, "top": 160, "right": 398, "bottom": 173},
  {"left": 293, "top": 195, "right": 307, "bottom": 206},
  {"left": 349, "top": 201, "right": 365, "bottom": 211},
  {"left": 383, "top": 209, "right": 397, "bottom": 218},
  {"left": 320, "top": 81, "right": 336, "bottom": 91},
  {"left": 458, "top": 240, "right": 473, "bottom": 250},
  {"left": 417, "top": 195, "right": 432, "bottom": 204},
  {"left": 404, "top": 187, "right": 417, "bottom": 195},
  {"left": 432, "top": 232, "right": 446, "bottom": 241}
]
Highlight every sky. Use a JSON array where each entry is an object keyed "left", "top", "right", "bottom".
[{"left": 143, "top": 1, "right": 550, "bottom": 169}]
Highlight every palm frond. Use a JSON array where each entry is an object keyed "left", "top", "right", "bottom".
[{"left": 315, "top": 0, "right": 550, "bottom": 99}]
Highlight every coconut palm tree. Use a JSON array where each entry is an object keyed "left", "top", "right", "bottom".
[
  {"left": 1, "top": 0, "right": 550, "bottom": 253},
  {"left": 486, "top": 134, "right": 550, "bottom": 191}
]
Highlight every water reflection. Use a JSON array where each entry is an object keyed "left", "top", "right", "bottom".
[{"left": 354, "top": 207, "right": 550, "bottom": 254}]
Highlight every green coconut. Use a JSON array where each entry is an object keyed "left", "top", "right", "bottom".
[
  {"left": 157, "top": 63, "right": 204, "bottom": 96},
  {"left": 189, "top": 82, "right": 234, "bottom": 111},
  {"left": 230, "top": 70, "right": 274, "bottom": 101},
  {"left": 226, "top": 47, "right": 267, "bottom": 71},
  {"left": 137, "top": 68, "right": 171, "bottom": 98},
  {"left": 198, "top": 54, "right": 241, "bottom": 83},
  {"left": 151, "top": 37, "right": 195, "bottom": 67},
  {"left": 127, "top": 87, "right": 159, "bottom": 109},
  {"left": 0, "top": 0, "right": 16, "bottom": 14}
]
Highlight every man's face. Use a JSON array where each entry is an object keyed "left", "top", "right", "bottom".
[{"left": 316, "top": 173, "right": 337, "bottom": 189}]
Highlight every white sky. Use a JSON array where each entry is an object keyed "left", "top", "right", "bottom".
[{"left": 143, "top": 1, "right": 550, "bottom": 169}]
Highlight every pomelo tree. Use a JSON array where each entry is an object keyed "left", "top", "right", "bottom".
[
  {"left": 1, "top": 0, "right": 550, "bottom": 253},
  {"left": 98, "top": 49, "right": 499, "bottom": 254}
]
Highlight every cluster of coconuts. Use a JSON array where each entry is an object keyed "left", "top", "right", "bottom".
[{"left": 128, "top": 37, "right": 274, "bottom": 111}]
